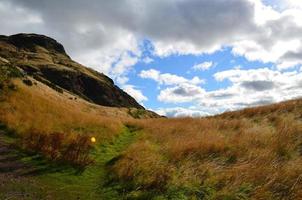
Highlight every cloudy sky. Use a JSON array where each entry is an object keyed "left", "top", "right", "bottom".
[{"left": 1, "top": 0, "right": 302, "bottom": 117}]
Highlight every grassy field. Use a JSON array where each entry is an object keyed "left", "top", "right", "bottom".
[
  {"left": 112, "top": 101, "right": 302, "bottom": 199},
  {"left": 1, "top": 73, "right": 302, "bottom": 199}
]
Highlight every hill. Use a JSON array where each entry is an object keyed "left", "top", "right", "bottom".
[{"left": 0, "top": 33, "right": 147, "bottom": 109}]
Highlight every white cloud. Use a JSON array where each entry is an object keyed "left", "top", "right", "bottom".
[
  {"left": 111, "top": 52, "right": 139, "bottom": 80},
  {"left": 5, "top": 0, "right": 302, "bottom": 76},
  {"left": 139, "top": 69, "right": 160, "bottom": 81},
  {"left": 73, "top": 31, "right": 141, "bottom": 82},
  {"left": 192, "top": 61, "right": 214, "bottom": 71},
  {"left": 231, "top": 2, "right": 302, "bottom": 70},
  {"left": 208, "top": 68, "right": 302, "bottom": 110},
  {"left": 158, "top": 83, "right": 205, "bottom": 103},
  {"left": 0, "top": 1, "right": 43, "bottom": 35},
  {"left": 157, "top": 67, "right": 302, "bottom": 114},
  {"left": 122, "top": 85, "right": 148, "bottom": 103},
  {"left": 116, "top": 76, "right": 129, "bottom": 85},
  {"left": 214, "top": 68, "right": 281, "bottom": 83},
  {"left": 139, "top": 69, "right": 204, "bottom": 86},
  {"left": 156, "top": 107, "right": 210, "bottom": 118},
  {"left": 153, "top": 41, "right": 221, "bottom": 57},
  {"left": 280, "top": 0, "right": 302, "bottom": 9},
  {"left": 142, "top": 57, "right": 154, "bottom": 64}
]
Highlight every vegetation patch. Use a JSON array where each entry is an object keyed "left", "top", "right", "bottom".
[
  {"left": 106, "top": 104, "right": 302, "bottom": 199},
  {"left": 19, "top": 131, "right": 95, "bottom": 169},
  {"left": 128, "top": 108, "right": 148, "bottom": 119},
  {"left": 0, "top": 64, "right": 23, "bottom": 90}
]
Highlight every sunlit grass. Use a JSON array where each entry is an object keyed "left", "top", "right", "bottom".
[
  {"left": 110, "top": 100, "right": 302, "bottom": 199},
  {"left": 1, "top": 78, "right": 302, "bottom": 199}
]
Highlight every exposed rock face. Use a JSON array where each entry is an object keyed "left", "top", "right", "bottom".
[
  {"left": 0, "top": 33, "right": 144, "bottom": 109},
  {"left": 0, "top": 34, "right": 67, "bottom": 55}
]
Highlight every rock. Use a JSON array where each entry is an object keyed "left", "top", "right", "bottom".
[{"left": 0, "top": 33, "right": 67, "bottom": 56}]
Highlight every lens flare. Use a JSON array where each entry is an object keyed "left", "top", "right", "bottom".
[{"left": 91, "top": 137, "right": 96, "bottom": 143}]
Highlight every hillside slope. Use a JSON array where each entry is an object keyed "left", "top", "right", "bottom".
[
  {"left": 107, "top": 99, "right": 302, "bottom": 199},
  {"left": 0, "top": 33, "right": 145, "bottom": 109}
]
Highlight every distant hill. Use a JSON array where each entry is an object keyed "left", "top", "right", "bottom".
[{"left": 0, "top": 33, "right": 151, "bottom": 111}]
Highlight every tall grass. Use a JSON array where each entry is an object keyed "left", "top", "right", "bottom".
[
  {"left": 110, "top": 100, "right": 302, "bottom": 199},
  {"left": 2, "top": 77, "right": 302, "bottom": 198},
  {"left": 0, "top": 79, "right": 124, "bottom": 168},
  {"left": 20, "top": 131, "right": 94, "bottom": 168},
  {"left": 0, "top": 79, "right": 123, "bottom": 138}
]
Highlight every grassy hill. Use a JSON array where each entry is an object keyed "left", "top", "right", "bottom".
[
  {"left": 1, "top": 34, "right": 302, "bottom": 200},
  {"left": 113, "top": 101, "right": 302, "bottom": 199},
  {"left": 0, "top": 33, "right": 159, "bottom": 111}
]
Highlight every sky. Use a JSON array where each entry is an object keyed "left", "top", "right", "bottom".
[{"left": 1, "top": 0, "right": 302, "bottom": 117}]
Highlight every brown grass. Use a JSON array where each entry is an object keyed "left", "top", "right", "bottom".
[
  {"left": 20, "top": 131, "right": 94, "bottom": 168},
  {"left": 111, "top": 100, "right": 302, "bottom": 199},
  {"left": 0, "top": 79, "right": 124, "bottom": 139},
  {"left": 2, "top": 77, "right": 302, "bottom": 199},
  {"left": 0, "top": 79, "right": 125, "bottom": 168}
]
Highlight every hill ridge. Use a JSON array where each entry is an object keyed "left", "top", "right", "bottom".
[{"left": 0, "top": 33, "right": 149, "bottom": 111}]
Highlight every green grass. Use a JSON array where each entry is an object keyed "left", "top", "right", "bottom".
[{"left": 0, "top": 125, "right": 141, "bottom": 199}]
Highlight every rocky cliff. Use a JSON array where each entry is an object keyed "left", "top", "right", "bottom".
[{"left": 0, "top": 33, "right": 145, "bottom": 109}]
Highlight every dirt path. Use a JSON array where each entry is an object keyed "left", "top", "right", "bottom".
[
  {"left": 0, "top": 139, "right": 25, "bottom": 174},
  {"left": 0, "top": 133, "right": 48, "bottom": 200},
  {"left": 38, "top": 126, "right": 141, "bottom": 199},
  {"left": 0, "top": 126, "right": 141, "bottom": 199}
]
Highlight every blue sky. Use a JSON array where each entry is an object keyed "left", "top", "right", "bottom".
[
  {"left": 126, "top": 46, "right": 268, "bottom": 108},
  {"left": 2, "top": 0, "right": 302, "bottom": 117},
  {"left": 122, "top": 43, "right": 282, "bottom": 116}
]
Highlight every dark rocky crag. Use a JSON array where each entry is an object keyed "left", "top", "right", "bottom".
[{"left": 0, "top": 33, "right": 145, "bottom": 109}]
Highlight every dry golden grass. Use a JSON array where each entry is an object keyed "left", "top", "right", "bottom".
[
  {"left": 20, "top": 131, "right": 95, "bottom": 168},
  {"left": 2, "top": 76, "right": 302, "bottom": 199},
  {"left": 0, "top": 79, "right": 124, "bottom": 141},
  {"left": 111, "top": 100, "right": 302, "bottom": 199},
  {"left": 0, "top": 78, "right": 135, "bottom": 168}
]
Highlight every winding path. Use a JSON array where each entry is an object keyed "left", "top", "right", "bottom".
[{"left": 0, "top": 126, "right": 140, "bottom": 199}]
